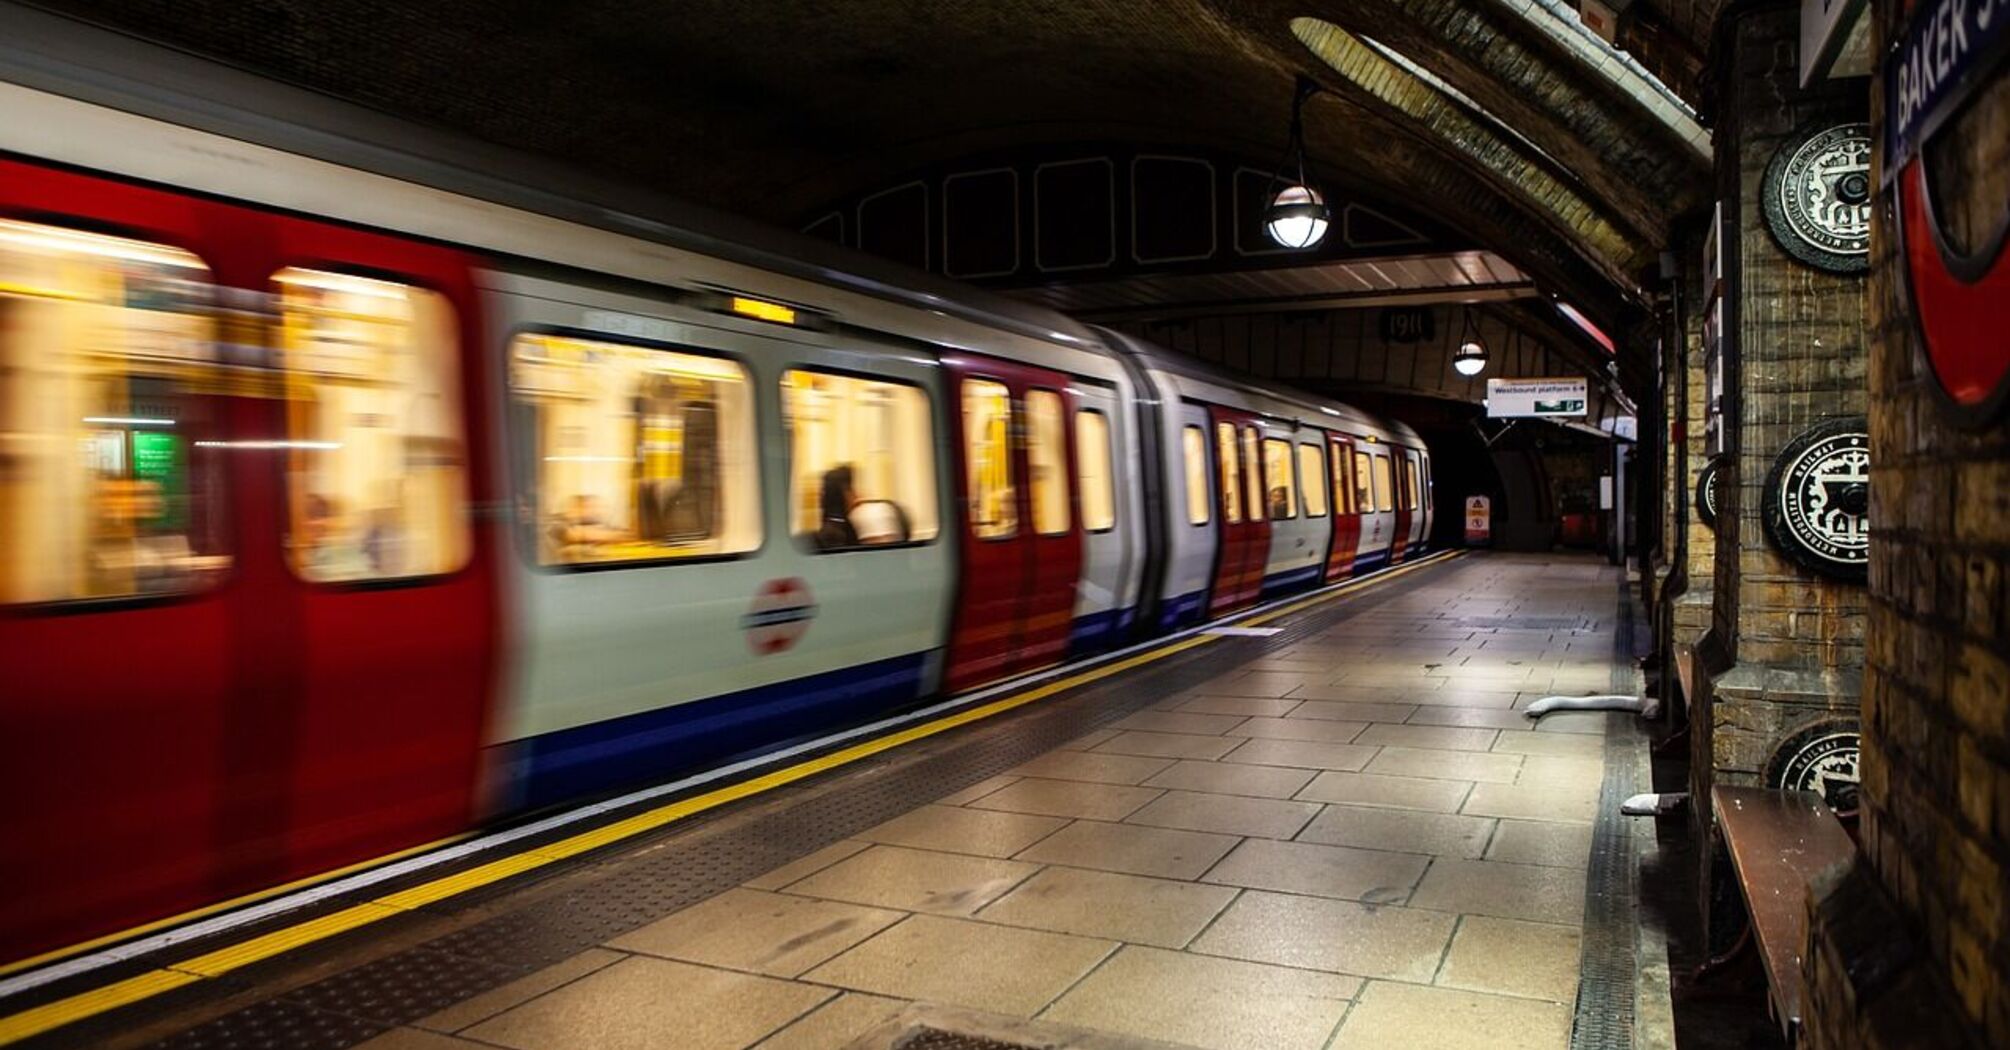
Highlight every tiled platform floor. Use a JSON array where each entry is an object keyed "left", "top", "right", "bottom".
[{"left": 361, "top": 554, "right": 1636, "bottom": 1050}]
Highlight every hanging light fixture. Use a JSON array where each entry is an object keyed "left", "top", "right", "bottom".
[
  {"left": 1453, "top": 306, "right": 1489, "bottom": 376},
  {"left": 1264, "top": 76, "right": 1330, "bottom": 249}
]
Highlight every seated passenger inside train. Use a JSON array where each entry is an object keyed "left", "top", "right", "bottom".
[
  {"left": 814, "top": 465, "right": 909, "bottom": 549},
  {"left": 1269, "top": 485, "right": 1292, "bottom": 520},
  {"left": 550, "top": 494, "right": 629, "bottom": 557}
]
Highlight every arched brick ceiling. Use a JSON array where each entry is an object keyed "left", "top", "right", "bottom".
[{"left": 35, "top": 0, "right": 1716, "bottom": 332}]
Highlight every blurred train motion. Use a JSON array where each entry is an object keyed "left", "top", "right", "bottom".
[{"left": 0, "top": 16, "right": 1432, "bottom": 964}]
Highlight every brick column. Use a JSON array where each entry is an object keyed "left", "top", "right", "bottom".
[{"left": 1690, "top": 0, "right": 1871, "bottom": 936}]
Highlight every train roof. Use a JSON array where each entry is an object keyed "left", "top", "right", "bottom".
[{"left": 1097, "top": 327, "right": 1424, "bottom": 447}]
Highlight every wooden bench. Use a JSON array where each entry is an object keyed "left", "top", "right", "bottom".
[{"left": 1711, "top": 784, "right": 1856, "bottom": 1043}]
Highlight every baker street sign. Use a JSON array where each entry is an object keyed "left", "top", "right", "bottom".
[
  {"left": 1886, "top": 0, "right": 2008, "bottom": 170},
  {"left": 1885, "top": 0, "right": 2010, "bottom": 423}
]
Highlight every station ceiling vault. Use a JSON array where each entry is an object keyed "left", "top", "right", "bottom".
[{"left": 34, "top": 0, "right": 1723, "bottom": 394}]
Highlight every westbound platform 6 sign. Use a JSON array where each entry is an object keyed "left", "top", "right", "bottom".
[{"left": 1884, "top": 0, "right": 2010, "bottom": 423}]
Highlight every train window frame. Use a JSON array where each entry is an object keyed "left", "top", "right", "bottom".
[
  {"left": 1214, "top": 420, "right": 1242, "bottom": 524},
  {"left": 1353, "top": 449, "right": 1376, "bottom": 513},
  {"left": 1241, "top": 426, "right": 1266, "bottom": 522},
  {"left": 1404, "top": 456, "right": 1421, "bottom": 514},
  {"left": 961, "top": 375, "right": 1019, "bottom": 542},
  {"left": 780, "top": 363, "right": 941, "bottom": 554},
  {"left": 1182, "top": 424, "right": 1211, "bottom": 526},
  {"left": 505, "top": 324, "right": 767, "bottom": 573},
  {"left": 0, "top": 220, "right": 235, "bottom": 609},
  {"left": 1024, "top": 387, "right": 1070, "bottom": 537},
  {"left": 1371, "top": 451, "right": 1395, "bottom": 512},
  {"left": 1075, "top": 407, "right": 1116, "bottom": 534},
  {"left": 1261, "top": 437, "right": 1297, "bottom": 520},
  {"left": 277, "top": 267, "right": 475, "bottom": 589},
  {"left": 1298, "top": 442, "right": 1328, "bottom": 517},
  {"left": 1329, "top": 443, "right": 1353, "bottom": 516}
]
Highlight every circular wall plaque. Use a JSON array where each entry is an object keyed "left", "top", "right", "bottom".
[
  {"left": 1695, "top": 457, "right": 1721, "bottom": 530},
  {"left": 1762, "top": 418, "right": 1869, "bottom": 581},
  {"left": 1762, "top": 122, "right": 1872, "bottom": 273},
  {"left": 1765, "top": 719, "right": 1861, "bottom": 813}
]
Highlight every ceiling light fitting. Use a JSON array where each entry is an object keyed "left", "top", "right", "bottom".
[
  {"left": 1264, "top": 76, "right": 1331, "bottom": 250},
  {"left": 1454, "top": 306, "right": 1489, "bottom": 376}
]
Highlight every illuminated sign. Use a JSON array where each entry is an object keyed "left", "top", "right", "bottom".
[{"left": 1486, "top": 377, "right": 1589, "bottom": 418}]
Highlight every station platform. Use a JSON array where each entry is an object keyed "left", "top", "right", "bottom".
[{"left": 6, "top": 552, "right": 1667, "bottom": 1050}]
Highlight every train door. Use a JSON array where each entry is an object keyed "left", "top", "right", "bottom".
[
  {"left": 1390, "top": 444, "right": 1413, "bottom": 565},
  {"left": 1364, "top": 445, "right": 1396, "bottom": 567},
  {"left": 943, "top": 354, "right": 1082, "bottom": 692},
  {"left": 260, "top": 217, "right": 498, "bottom": 876},
  {"left": 1205, "top": 407, "right": 1269, "bottom": 615},
  {"left": 1325, "top": 434, "right": 1362, "bottom": 581},
  {"left": 1068, "top": 382, "right": 1129, "bottom": 656},
  {"left": 1158, "top": 399, "right": 1217, "bottom": 629},
  {"left": 1402, "top": 448, "right": 1428, "bottom": 553},
  {"left": 0, "top": 168, "right": 243, "bottom": 957}
]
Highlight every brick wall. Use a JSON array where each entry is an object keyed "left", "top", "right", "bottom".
[
  {"left": 1801, "top": 0, "right": 2010, "bottom": 1044},
  {"left": 1699, "top": 3, "right": 1868, "bottom": 792}
]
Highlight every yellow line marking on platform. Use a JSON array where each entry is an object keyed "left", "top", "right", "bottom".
[
  {"left": 0, "top": 547, "right": 1463, "bottom": 1044},
  {"left": 0, "top": 833, "right": 468, "bottom": 980}
]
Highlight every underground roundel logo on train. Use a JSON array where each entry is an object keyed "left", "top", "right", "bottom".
[
  {"left": 1763, "top": 418, "right": 1869, "bottom": 583},
  {"left": 1766, "top": 720, "right": 1861, "bottom": 814},
  {"left": 1885, "top": 0, "right": 2010, "bottom": 424},
  {"left": 742, "top": 577, "right": 817, "bottom": 655},
  {"left": 1762, "top": 122, "right": 1871, "bottom": 274}
]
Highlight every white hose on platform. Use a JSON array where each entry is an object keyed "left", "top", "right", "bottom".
[{"left": 1523, "top": 694, "right": 1649, "bottom": 718}]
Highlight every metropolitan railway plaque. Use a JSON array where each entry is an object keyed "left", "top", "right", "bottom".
[{"left": 1762, "top": 418, "right": 1869, "bottom": 582}]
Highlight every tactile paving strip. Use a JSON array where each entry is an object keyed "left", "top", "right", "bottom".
[
  {"left": 1567, "top": 578, "right": 1646, "bottom": 1050},
  {"left": 114, "top": 563, "right": 1450, "bottom": 1050}
]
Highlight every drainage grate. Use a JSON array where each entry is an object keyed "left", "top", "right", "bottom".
[
  {"left": 1567, "top": 577, "right": 1646, "bottom": 1050},
  {"left": 108, "top": 562, "right": 1449, "bottom": 1050},
  {"left": 893, "top": 1030, "right": 1043, "bottom": 1050}
]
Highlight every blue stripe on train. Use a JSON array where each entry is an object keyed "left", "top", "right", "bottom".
[
  {"left": 496, "top": 652, "right": 931, "bottom": 812},
  {"left": 1068, "top": 606, "right": 1138, "bottom": 660},
  {"left": 1259, "top": 564, "right": 1324, "bottom": 599},
  {"left": 1354, "top": 548, "right": 1391, "bottom": 571},
  {"left": 1156, "top": 589, "right": 1206, "bottom": 631}
]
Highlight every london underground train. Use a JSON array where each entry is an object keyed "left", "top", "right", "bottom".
[{"left": 0, "top": 12, "right": 1432, "bottom": 963}]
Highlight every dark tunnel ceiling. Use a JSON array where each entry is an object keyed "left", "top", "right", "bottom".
[{"left": 33, "top": 0, "right": 1724, "bottom": 387}]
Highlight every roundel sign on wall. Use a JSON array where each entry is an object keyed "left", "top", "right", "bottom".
[
  {"left": 1694, "top": 457, "right": 1721, "bottom": 530},
  {"left": 1762, "top": 418, "right": 1869, "bottom": 582},
  {"left": 1762, "top": 122, "right": 1872, "bottom": 274},
  {"left": 1766, "top": 719, "right": 1861, "bottom": 814},
  {"left": 1885, "top": 0, "right": 2010, "bottom": 424}
]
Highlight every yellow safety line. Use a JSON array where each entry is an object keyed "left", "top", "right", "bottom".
[
  {"left": 0, "top": 833, "right": 469, "bottom": 980},
  {"left": 0, "top": 548, "right": 1463, "bottom": 1044}
]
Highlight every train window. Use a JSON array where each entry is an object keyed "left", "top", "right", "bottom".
[
  {"left": 1353, "top": 450, "right": 1375, "bottom": 512},
  {"left": 963, "top": 379, "right": 1016, "bottom": 539},
  {"left": 1214, "top": 422, "right": 1242, "bottom": 524},
  {"left": 279, "top": 270, "right": 470, "bottom": 582},
  {"left": 1330, "top": 448, "right": 1352, "bottom": 516},
  {"left": 1025, "top": 389, "right": 1069, "bottom": 536},
  {"left": 1242, "top": 427, "right": 1265, "bottom": 522},
  {"left": 0, "top": 221, "right": 229, "bottom": 604},
  {"left": 1182, "top": 426, "right": 1210, "bottom": 525},
  {"left": 1372, "top": 452, "right": 1395, "bottom": 512},
  {"left": 510, "top": 331, "right": 758, "bottom": 566},
  {"left": 1405, "top": 458, "right": 1421, "bottom": 512},
  {"left": 1299, "top": 444, "right": 1328, "bottom": 516},
  {"left": 1076, "top": 410, "right": 1115, "bottom": 532},
  {"left": 1262, "top": 438, "right": 1296, "bottom": 519},
  {"left": 782, "top": 369, "right": 938, "bottom": 549}
]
